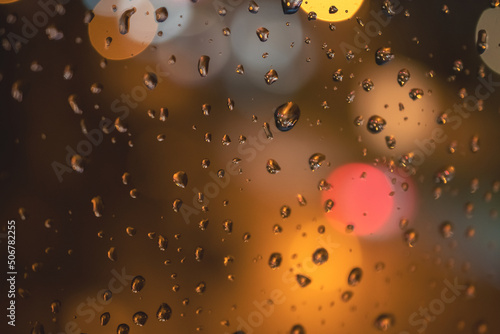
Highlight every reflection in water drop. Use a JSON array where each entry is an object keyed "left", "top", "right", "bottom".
[
  {"left": 198, "top": 55, "right": 210, "bottom": 77},
  {"left": 274, "top": 102, "right": 300, "bottom": 131},
  {"left": 118, "top": 7, "right": 136, "bottom": 35}
]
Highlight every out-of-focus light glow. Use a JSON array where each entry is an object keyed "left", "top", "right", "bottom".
[
  {"left": 88, "top": 0, "right": 157, "bottom": 60},
  {"left": 322, "top": 163, "right": 397, "bottom": 236},
  {"left": 476, "top": 8, "right": 500, "bottom": 74},
  {"left": 0, "top": 0, "right": 20, "bottom": 4},
  {"left": 228, "top": 1, "right": 306, "bottom": 94},
  {"left": 301, "top": 0, "right": 364, "bottom": 22}
]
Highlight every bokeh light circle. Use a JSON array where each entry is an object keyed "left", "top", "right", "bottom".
[
  {"left": 88, "top": 0, "right": 158, "bottom": 60},
  {"left": 301, "top": 0, "right": 364, "bottom": 22},
  {"left": 476, "top": 7, "right": 500, "bottom": 74}
]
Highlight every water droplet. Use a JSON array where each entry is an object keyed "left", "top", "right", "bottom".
[
  {"left": 50, "top": 300, "right": 61, "bottom": 314},
  {"left": 318, "top": 179, "right": 332, "bottom": 191},
  {"left": 281, "top": 0, "right": 303, "bottom": 14},
  {"left": 470, "top": 135, "right": 480, "bottom": 153},
  {"left": 156, "top": 303, "right": 172, "bottom": 321},
  {"left": 324, "top": 199, "right": 334, "bottom": 212},
  {"left": 256, "top": 27, "right": 269, "bottom": 42},
  {"left": 143, "top": 72, "right": 157, "bottom": 90},
  {"left": 195, "top": 247, "right": 204, "bottom": 261},
  {"left": 223, "top": 219, "right": 233, "bottom": 233},
  {"left": 235, "top": 64, "right": 244, "bottom": 74},
  {"left": 409, "top": 88, "right": 424, "bottom": 100},
  {"left": 158, "top": 235, "right": 168, "bottom": 251},
  {"left": 274, "top": 102, "right": 300, "bottom": 132},
  {"left": 91, "top": 196, "right": 104, "bottom": 217},
  {"left": 126, "top": 226, "right": 136, "bottom": 236},
  {"left": 382, "top": 0, "right": 396, "bottom": 15},
  {"left": 326, "top": 48, "right": 335, "bottom": 59},
  {"left": 155, "top": 7, "right": 168, "bottom": 22},
  {"left": 348, "top": 267, "right": 363, "bottom": 286},
  {"left": 341, "top": 291, "right": 353, "bottom": 302},
  {"left": 374, "top": 314, "right": 395, "bottom": 331},
  {"left": 173, "top": 171, "right": 188, "bottom": 188},
  {"left": 309, "top": 153, "right": 326, "bottom": 171},
  {"left": 346, "top": 91, "right": 355, "bottom": 103},
  {"left": 367, "top": 115, "right": 386, "bottom": 134},
  {"left": 131, "top": 275, "right": 145, "bottom": 293},
  {"left": 440, "top": 221, "right": 453, "bottom": 238},
  {"left": 100, "top": 312, "right": 110, "bottom": 326},
  {"left": 333, "top": 69, "right": 343, "bottom": 81},
  {"left": 375, "top": 47, "right": 394, "bottom": 65},
  {"left": 404, "top": 229, "right": 418, "bottom": 247},
  {"left": 312, "top": 248, "right": 328, "bottom": 265},
  {"left": 477, "top": 29, "right": 487, "bottom": 54},
  {"left": 133, "top": 311, "right": 148, "bottom": 326},
  {"left": 71, "top": 154, "right": 84, "bottom": 172},
  {"left": 118, "top": 8, "right": 136, "bottom": 35},
  {"left": 291, "top": 324, "right": 306, "bottom": 334},
  {"left": 435, "top": 166, "right": 455, "bottom": 184},
  {"left": 296, "top": 274, "right": 311, "bottom": 287},
  {"left": 265, "top": 69, "right": 278, "bottom": 85},
  {"left": 266, "top": 159, "right": 281, "bottom": 174},
  {"left": 280, "top": 205, "right": 291, "bottom": 218},
  {"left": 385, "top": 135, "right": 396, "bottom": 149},
  {"left": 269, "top": 253, "right": 282, "bottom": 269},
  {"left": 329, "top": 5, "right": 338, "bottom": 13},
  {"left": 453, "top": 59, "right": 464, "bottom": 73},
  {"left": 103, "top": 290, "right": 112, "bottom": 301},
  {"left": 68, "top": 94, "right": 82, "bottom": 114},
  {"left": 198, "top": 55, "right": 210, "bottom": 77},
  {"left": 248, "top": 1, "right": 259, "bottom": 13},
  {"left": 107, "top": 247, "right": 117, "bottom": 261},
  {"left": 297, "top": 194, "right": 307, "bottom": 206},
  {"left": 195, "top": 282, "right": 206, "bottom": 294},
  {"left": 362, "top": 79, "right": 374, "bottom": 91}
]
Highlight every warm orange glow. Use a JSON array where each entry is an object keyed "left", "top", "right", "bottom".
[
  {"left": 301, "top": 0, "right": 364, "bottom": 22},
  {"left": 0, "top": 0, "right": 20, "bottom": 3},
  {"left": 88, "top": 0, "right": 157, "bottom": 60}
]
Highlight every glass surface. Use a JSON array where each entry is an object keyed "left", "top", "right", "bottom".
[{"left": 1, "top": 1, "right": 499, "bottom": 333}]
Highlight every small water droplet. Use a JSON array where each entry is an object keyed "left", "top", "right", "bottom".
[
  {"left": 280, "top": 205, "right": 291, "bottom": 218},
  {"left": 477, "top": 29, "right": 487, "bottom": 54},
  {"left": 265, "top": 69, "right": 278, "bottom": 85},
  {"left": 131, "top": 275, "right": 145, "bottom": 293},
  {"left": 118, "top": 8, "right": 136, "bottom": 35},
  {"left": 367, "top": 115, "right": 386, "bottom": 134},
  {"left": 156, "top": 303, "right": 172, "bottom": 321},
  {"left": 143, "top": 72, "right": 158, "bottom": 90},
  {"left": 362, "top": 78, "right": 374, "bottom": 91},
  {"left": 274, "top": 102, "right": 300, "bottom": 131},
  {"left": 296, "top": 274, "right": 311, "bottom": 287},
  {"left": 248, "top": 1, "right": 259, "bottom": 13},
  {"left": 268, "top": 252, "right": 282, "bottom": 269},
  {"left": 348, "top": 267, "right": 363, "bottom": 286},
  {"left": 385, "top": 135, "right": 396, "bottom": 149},
  {"left": 173, "top": 171, "right": 188, "bottom": 188},
  {"left": 155, "top": 7, "right": 168, "bottom": 22},
  {"left": 404, "top": 229, "right": 418, "bottom": 247},
  {"left": 281, "top": 0, "right": 303, "bottom": 14},
  {"left": 409, "top": 88, "right": 424, "bottom": 100},
  {"left": 309, "top": 153, "right": 326, "bottom": 171},
  {"left": 435, "top": 166, "right": 455, "bottom": 184},
  {"left": 256, "top": 27, "right": 269, "bottom": 42},
  {"left": 266, "top": 159, "right": 281, "bottom": 174},
  {"left": 375, "top": 47, "right": 394, "bottom": 65},
  {"left": 374, "top": 314, "right": 395, "bottom": 331},
  {"left": 132, "top": 311, "right": 148, "bottom": 326},
  {"left": 312, "top": 248, "right": 328, "bottom": 265},
  {"left": 198, "top": 55, "right": 210, "bottom": 77},
  {"left": 440, "top": 221, "right": 454, "bottom": 238},
  {"left": 100, "top": 312, "right": 110, "bottom": 326}
]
